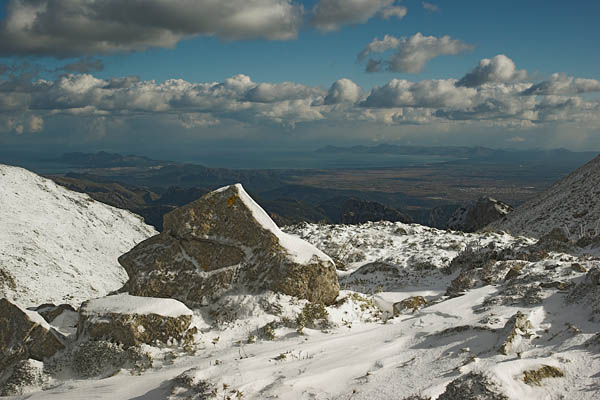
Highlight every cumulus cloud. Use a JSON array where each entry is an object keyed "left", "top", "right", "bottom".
[
  {"left": 380, "top": 5, "right": 407, "bottom": 20},
  {"left": 359, "top": 33, "right": 473, "bottom": 73},
  {"left": 422, "top": 2, "right": 440, "bottom": 12},
  {"left": 324, "top": 78, "right": 362, "bottom": 104},
  {"left": 362, "top": 79, "right": 477, "bottom": 109},
  {"left": 521, "top": 73, "right": 600, "bottom": 96},
  {"left": 457, "top": 54, "right": 527, "bottom": 87},
  {"left": 245, "top": 82, "right": 325, "bottom": 103},
  {"left": 0, "top": 66, "right": 598, "bottom": 140},
  {"left": 311, "top": 0, "right": 396, "bottom": 32},
  {"left": 0, "top": 0, "right": 304, "bottom": 57}
]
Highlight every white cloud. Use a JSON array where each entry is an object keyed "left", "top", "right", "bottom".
[
  {"left": 457, "top": 55, "right": 527, "bottom": 87},
  {"left": 362, "top": 79, "right": 477, "bottom": 108},
  {"left": 0, "top": 0, "right": 304, "bottom": 57},
  {"left": 324, "top": 78, "right": 362, "bottom": 104},
  {"left": 521, "top": 73, "right": 600, "bottom": 95},
  {"left": 422, "top": 2, "right": 440, "bottom": 12},
  {"left": 311, "top": 0, "right": 395, "bottom": 32},
  {"left": 380, "top": 5, "right": 407, "bottom": 20},
  {"left": 359, "top": 33, "right": 473, "bottom": 73}
]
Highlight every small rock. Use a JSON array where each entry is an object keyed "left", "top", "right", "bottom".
[
  {"left": 77, "top": 294, "right": 197, "bottom": 348},
  {"left": 393, "top": 296, "right": 427, "bottom": 315},
  {"left": 522, "top": 365, "right": 564, "bottom": 386}
]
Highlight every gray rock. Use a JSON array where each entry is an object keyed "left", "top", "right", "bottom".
[
  {"left": 437, "top": 372, "right": 508, "bottom": 400},
  {"left": 448, "top": 197, "right": 513, "bottom": 233},
  {"left": 77, "top": 294, "right": 197, "bottom": 348},
  {"left": 0, "top": 298, "right": 65, "bottom": 371},
  {"left": 119, "top": 184, "right": 339, "bottom": 307}
]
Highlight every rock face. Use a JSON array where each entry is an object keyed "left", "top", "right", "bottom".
[
  {"left": 488, "top": 154, "right": 600, "bottom": 238},
  {"left": 119, "top": 184, "right": 339, "bottom": 307},
  {"left": 0, "top": 298, "right": 65, "bottom": 371},
  {"left": 77, "top": 294, "right": 196, "bottom": 348},
  {"left": 447, "top": 197, "right": 513, "bottom": 233},
  {"left": 338, "top": 198, "right": 412, "bottom": 225}
]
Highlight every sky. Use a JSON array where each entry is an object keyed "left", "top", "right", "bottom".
[{"left": 0, "top": 0, "right": 599, "bottom": 160}]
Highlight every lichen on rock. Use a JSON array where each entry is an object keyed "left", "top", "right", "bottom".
[
  {"left": 119, "top": 184, "right": 339, "bottom": 308},
  {"left": 0, "top": 298, "right": 65, "bottom": 372},
  {"left": 77, "top": 294, "right": 197, "bottom": 348}
]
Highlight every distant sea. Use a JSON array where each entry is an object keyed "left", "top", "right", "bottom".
[
  {"left": 182, "top": 151, "right": 461, "bottom": 169},
  {"left": 0, "top": 150, "right": 460, "bottom": 172}
]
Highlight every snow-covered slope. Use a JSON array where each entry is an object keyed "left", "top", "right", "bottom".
[
  {"left": 488, "top": 154, "right": 600, "bottom": 238},
  {"left": 10, "top": 221, "right": 600, "bottom": 399},
  {"left": 0, "top": 164, "right": 156, "bottom": 308}
]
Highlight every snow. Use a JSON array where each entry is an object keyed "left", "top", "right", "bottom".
[
  {"left": 489, "top": 154, "right": 600, "bottom": 238},
  {"left": 12, "top": 221, "right": 600, "bottom": 400},
  {"left": 233, "top": 183, "right": 333, "bottom": 265},
  {"left": 82, "top": 294, "right": 193, "bottom": 318},
  {"left": 0, "top": 164, "right": 157, "bottom": 308}
]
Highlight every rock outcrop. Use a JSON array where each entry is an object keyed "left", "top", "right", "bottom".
[
  {"left": 447, "top": 197, "right": 512, "bottom": 233},
  {"left": 119, "top": 184, "right": 339, "bottom": 307},
  {"left": 77, "top": 294, "right": 196, "bottom": 348},
  {"left": 498, "top": 311, "right": 533, "bottom": 355},
  {"left": 0, "top": 298, "right": 65, "bottom": 371}
]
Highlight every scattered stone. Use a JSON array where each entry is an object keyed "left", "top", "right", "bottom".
[
  {"left": 169, "top": 368, "right": 215, "bottom": 400},
  {"left": 119, "top": 184, "right": 339, "bottom": 307},
  {"left": 0, "top": 298, "right": 65, "bottom": 371},
  {"left": 32, "top": 303, "right": 77, "bottom": 324},
  {"left": 498, "top": 311, "right": 533, "bottom": 355},
  {"left": 504, "top": 266, "right": 521, "bottom": 280},
  {"left": 571, "top": 263, "right": 587, "bottom": 273},
  {"left": 393, "top": 296, "right": 427, "bottom": 315},
  {"left": 77, "top": 294, "right": 197, "bottom": 348},
  {"left": 0, "top": 359, "right": 48, "bottom": 396},
  {"left": 437, "top": 372, "right": 508, "bottom": 400},
  {"left": 522, "top": 365, "right": 564, "bottom": 386}
]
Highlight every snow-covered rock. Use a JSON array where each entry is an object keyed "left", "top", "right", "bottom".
[
  {"left": 448, "top": 197, "right": 513, "bottom": 233},
  {"left": 488, "top": 154, "right": 600, "bottom": 238},
  {"left": 77, "top": 294, "right": 196, "bottom": 348},
  {"left": 0, "top": 164, "right": 157, "bottom": 308},
  {"left": 0, "top": 298, "right": 65, "bottom": 372},
  {"left": 119, "top": 184, "right": 339, "bottom": 307}
]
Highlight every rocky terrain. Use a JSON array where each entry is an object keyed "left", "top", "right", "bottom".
[
  {"left": 1, "top": 163, "right": 600, "bottom": 399},
  {"left": 447, "top": 197, "right": 513, "bottom": 232},
  {"left": 489, "top": 154, "right": 600, "bottom": 238}
]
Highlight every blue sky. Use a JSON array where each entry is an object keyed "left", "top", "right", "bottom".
[{"left": 0, "top": 0, "right": 599, "bottom": 157}]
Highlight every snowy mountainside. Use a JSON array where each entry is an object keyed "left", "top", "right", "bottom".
[
  {"left": 488, "top": 154, "right": 600, "bottom": 238},
  {"left": 12, "top": 220, "right": 600, "bottom": 399},
  {"left": 0, "top": 164, "right": 156, "bottom": 308}
]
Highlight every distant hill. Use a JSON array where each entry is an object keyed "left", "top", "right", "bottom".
[
  {"left": 61, "top": 151, "right": 171, "bottom": 168},
  {"left": 488, "top": 154, "right": 600, "bottom": 238}
]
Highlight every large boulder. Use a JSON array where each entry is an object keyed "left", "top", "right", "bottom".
[
  {"left": 77, "top": 294, "right": 196, "bottom": 348},
  {"left": 0, "top": 298, "right": 65, "bottom": 371},
  {"left": 119, "top": 184, "right": 339, "bottom": 307},
  {"left": 448, "top": 197, "right": 513, "bottom": 233}
]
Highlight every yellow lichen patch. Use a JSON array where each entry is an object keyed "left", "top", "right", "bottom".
[
  {"left": 227, "top": 195, "right": 237, "bottom": 207},
  {"left": 522, "top": 365, "right": 564, "bottom": 386}
]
